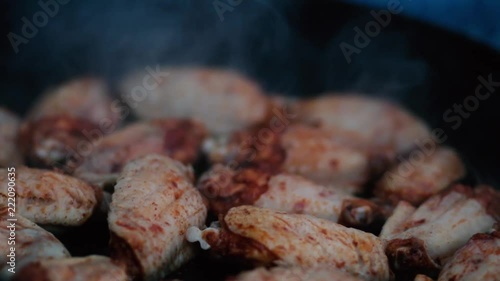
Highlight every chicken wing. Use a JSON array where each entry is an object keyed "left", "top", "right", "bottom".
[
  {"left": 108, "top": 154, "right": 207, "bottom": 281},
  {"left": 19, "top": 78, "right": 120, "bottom": 172},
  {"left": 438, "top": 230, "right": 500, "bottom": 281},
  {"left": 0, "top": 108, "right": 22, "bottom": 167},
  {"left": 187, "top": 205, "right": 390, "bottom": 281},
  {"left": 18, "top": 116, "right": 100, "bottom": 172},
  {"left": 295, "top": 94, "right": 430, "bottom": 169},
  {"left": 73, "top": 119, "right": 206, "bottom": 187},
  {"left": 203, "top": 124, "right": 370, "bottom": 194},
  {"left": 0, "top": 167, "right": 98, "bottom": 226},
  {"left": 28, "top": 78, "right": 119, "bottom": 125},
  {"left": 381, "top": 185, "right": 500, "bottom": 277},
  {"left": 0, "top": 207, "right": 69, "bottom": 277},
  {"left": 12, "top": 256, "right": 128, "bottom": 281},
  {"left": 198, "top": 165, "right": 386, "bottom": 231},
  {"left": 375, "top": 147, "right": 465, "bottom": 205},
  {"left": 120, "top": 67, "right": 270, "bottom": 134}
]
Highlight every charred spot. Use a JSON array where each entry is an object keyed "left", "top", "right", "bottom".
[
  {"left": 154, "top": 119, "right": 207, "bottom": 164},
  {"left": 385, "top": 238, "right": 440, "bottom": 280},
  {"left": 200, "top": 168, "right": 271, "bottom": 215},
  {"left": 229, "top": 126, "right": 286, "bottom": 174}
]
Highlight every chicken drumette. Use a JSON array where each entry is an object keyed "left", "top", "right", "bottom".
[{"left": 108, "top": 154, "right": 207, "bottom": 280}]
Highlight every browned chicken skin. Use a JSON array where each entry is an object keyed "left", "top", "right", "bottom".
[
  {"left": 203, "top": 124, "right": 370, "bottom": 194},
  {"left": 198, "top": 165, "right": 388, "bottom": 231},
  {"left": 187, "top": 206, "right": 390, "bottom": 281},
  {"left": 19, "top": 78, "right": 120, "bottom": 172},
  {"left": 73, "top": 119, "right": 206, "bottom": 186}
]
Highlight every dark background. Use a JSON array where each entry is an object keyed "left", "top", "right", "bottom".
[{"left": 1, "top": 0, "right": 499, "bottom": 185}]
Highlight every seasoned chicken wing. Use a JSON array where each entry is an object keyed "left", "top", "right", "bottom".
[
  {"left": 28, "top": 78, "right": 119, "bottom": 125},
  {"left": 280, "top": 125, "right": 370, "bottom": 191},
  {"left": 0, "top": 208, "right": 69, "bottom": 277},
  {"left": 73, "top": 119, "right": 206, "bottom": 187},
  {"left": 0, "top": 108, "right": 22, "bottom": 167},
  {"left": 19, "top": 78, "right": 120, "bottom": 172},
  {"left": 381, "top": 185, "right": 500, "bottom": 277},
  {"left": 198, "top": 165, "right": 386, "bottom": 230},
  {"left": 187, "top": 205, "right": 390, "bottom": 281},
  {"left": 12, "top": 256, "right": 127, "bottom": 281},
  {"left": 295, "top": 94, "right": 430, "bottom": 166},
  {"left": 0, "top": 167, "right": 98, "bottom": 226},
  {"left": 375, "top": 147, "right": 465, "bottom": 205},
  {"left": 203, "top": 124, "right": 370, "bottom": 193},
  {"left": 438, "top": 230, "right": 500, "bottom": 281},
  {"left": 120, "top": 68, "right": 270, "bottom": 134},
  {"left": 18, "top": 115, "right": 102, "bottom": 173},
  {"left": 229, "top": 266, "right": 363, "bottom": 281},
  {"left": 109, "top": 154, "right": 207, "bottom": 281}
]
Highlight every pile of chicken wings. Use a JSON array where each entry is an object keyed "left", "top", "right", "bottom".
[{"left": 0, "top": 68, "right": 498, "bottom": 281}]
